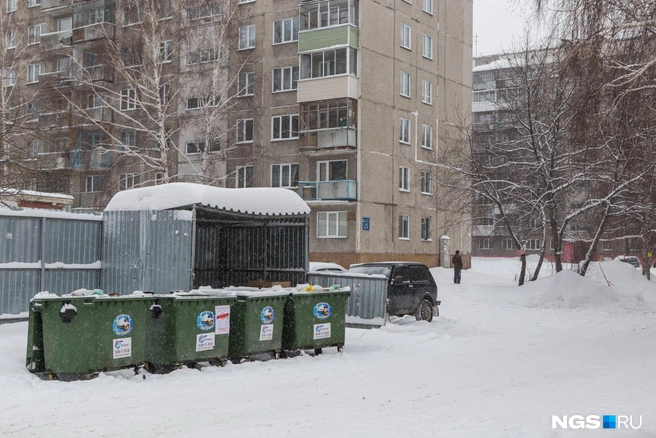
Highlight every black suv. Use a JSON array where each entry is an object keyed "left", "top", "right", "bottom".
[{"left": 348, "top": 262, "right": 440, "bottom": 322}]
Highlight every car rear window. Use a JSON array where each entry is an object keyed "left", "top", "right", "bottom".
[
  {"left": 392, "top": 266, "right": 410, "bottom": 282},
  {"left": 348, "top": 266, "right": 392, "bottom": 277},
  {"left": 409, "top": 266, "right": 430, "bottom": 282}
]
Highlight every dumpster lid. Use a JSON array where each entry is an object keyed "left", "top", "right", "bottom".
[{"left": 104, "top": 182, "right": 311, "bottom": 216}]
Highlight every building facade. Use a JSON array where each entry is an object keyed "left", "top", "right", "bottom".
[{"left": 3, "top": 0, "right": 472, "bottom": 267}]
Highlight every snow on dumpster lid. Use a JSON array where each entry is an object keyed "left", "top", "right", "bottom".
[{"left": 104, "top": 183, "right": 311, "bottom": 216}]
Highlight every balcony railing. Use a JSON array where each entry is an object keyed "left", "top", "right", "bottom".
[
  {"left": 298, "top": 180, "right": 357, "bottom": 201},
  {"left": 42, "top": 0, "right": 72, "bottom": 12},
  {"left": 87, "top": 107, "right": 112, "bottom": 122},
  {"left": 40, "top": 31, "right": 73, "bottom": 50},
  {"left": 69, "top": 150, "right": 114, "bottom": 169},
  {"left": 299, "top": 127, "right": 357, "bottom": 150},
  {"left": 72, "top": 22, "right": 115, "bottom": 43}
]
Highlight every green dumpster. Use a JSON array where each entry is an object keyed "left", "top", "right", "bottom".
[
  {"left": 145, "top": 293, "right": 237, "bottom": 372},
  {"left": 227, "top": 291, "right": 289, "bottom": 360},
  {"left": 26, "top": 293, "right": 152, "bottom": 379},
  {"left": 282, "top": 287, "right": 351, "bottom": 354}
]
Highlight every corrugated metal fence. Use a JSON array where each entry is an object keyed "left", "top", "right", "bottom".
[
  {"left": 0, "top": 210, "right": 102, "bottom": 315},
  {"left": 307, "top": 272, "right": 388, "bottom": 328}
]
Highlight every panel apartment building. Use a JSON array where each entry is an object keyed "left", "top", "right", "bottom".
[{"left": 2, "top": 0, "right": 472, "bottom": 267}]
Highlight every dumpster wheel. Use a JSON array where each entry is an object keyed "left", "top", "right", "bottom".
[
  {"left": 314, "top": 348, "right": 323, "bottom": 356},
  {"left": 337, "top": 345, "right": 344, "bottom": 353}
]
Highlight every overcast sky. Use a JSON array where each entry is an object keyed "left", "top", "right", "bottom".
[{"left": 473, "top": 0, "right": 534, "bottom": 56}]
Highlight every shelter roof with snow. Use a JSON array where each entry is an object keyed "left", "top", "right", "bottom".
[{"left": 104, "top": 183, "right": 310, "bottom": 216}]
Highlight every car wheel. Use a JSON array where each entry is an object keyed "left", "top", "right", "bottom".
[{"left": 415, "top": 299, "right": 433, "bottom": 322}]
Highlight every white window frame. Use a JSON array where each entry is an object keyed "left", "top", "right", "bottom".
[
  {"left": 420, "top": 170, "right": 432, "bottom": 194},
  {"left": 318, "top": 160, "right": 348, "bottom": 181},
  {"left": 422, "top": 79, "right": 433, "bottom": 105},
  {"left": 30, "top": 140, "right": 44, "bottom": 156},
  {"left": 400, "top": 71, "right": 410, "bottom": 97},
  {"left": 185, "top": 141, "right": 213, "bottom": 155},
  {"left": 29, "top": 0, "right": 41, "bottom": 7},
  {"left": 399, "top": 118, "right": 410, "bottom": 144},
  {"left": 6, "top": 29, "right": 16, "bottom": 49},
  {"left": 87, "top": 93, "right": 108, "bottom": 109},
  {"left": 120, "top": 89, "right": 137, "bottom": 111},
  {"left": 85, "top": 175, "right": 103, "bottom": 192},
  {"left": 422, "top": 124, "right": 433, "bottom": 149},
  {"left": 120, "top": 130, "right": 136, "bottom": 147},
  {"left": 421, "top": 217, "right": 431, "bottom": 241},
  {"left": 502, "top": 239, "right": 514, "bottom": 250},
  {"left": 479, "top": 238, "right": 491, "bottom": 250},
  {"left": 119, "top": 173, "right": 136, "bottom": 191},
  {"left": 28, "top": 24, "right": 45, "bottom": 45},
  {"left": 236, "top": 165, "right": 253, "bottom": 188},
  {"left": 26, "top": 63, "right": 44, "bottom": 84},
  {"left": 423, "top": 0, "right": 433, "bottom": 14},
  {"left": 270, "top": 163, "right": 299, "bottom": 188},
  {"left": 399, "top": 166, "right": 410, "bottom": 192},
  {"left": 273, "top": 16, "right": 299, "bottom": 45},
  {"left": 400, "top": 23, "right": 411, "bottom": 50},
  {"left": 237, "top": 118, "right": 254, "bottom": 143},
  {"left": 423, "top": 34, "right": 433, "bottom": 59},
  {"left": 271, "top": 114, "right": 299, "bottom": 140},
  {"left": 159, "top": 40, "right": 173, "bottom": 62},
  {"left": 527, "top": 239, "right": 541, "bottom": 250},
  {"left": 4, "top": 67, "right": 16, "bottom": 87},
  {"left": 272, "top": 66, "right": 299, "bottom": 93},
  {"left": 239, "top": 25, "right": 256, "bottom": 50},
  {"left": 238, "top": 72, "right": 255, "bottom": 96},
  {"left": 399, "top": 214, "right": 410, "bottom": 240},
  {"left": 6, "top": 0, "right": 16, "bottom": 13},
  {"left": 317, "top": 211, "right": 347, "bottom": 238}
]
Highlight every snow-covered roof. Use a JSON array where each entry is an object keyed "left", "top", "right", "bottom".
[
  {"left": 473, "top": 58, "right": 523, "bottom": 72},
  {"left": 104, "top": 183, "right": 311, "bottom": 216},
  {"left": 1, "top": 188, "right": 74, "bottom": 201},
  {"left": 0, "top": 206, "right": 102, "bottom": 221}
]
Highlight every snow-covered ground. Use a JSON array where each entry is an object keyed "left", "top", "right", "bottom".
[{"left": 1, "top": 258, "right": 655, "bottom": 437}]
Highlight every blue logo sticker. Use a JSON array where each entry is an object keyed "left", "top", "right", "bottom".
[
  {"left": 113, "top": 314, "right": 132, "bottom": 336},
  {"left": 197, "top": 311, "right": 215, "bottom": 331},
  {"left": 313, "top": 302, "right": 332, "bottom": 320},
  {"left": 260, "top": 306, "right": 274, "bottom": 324},
  {"left": 603, "top": 416, "right": 616, "bottom": 429},
  {"left": 114, "top": 340, "right": 124, "bottom": 349}
]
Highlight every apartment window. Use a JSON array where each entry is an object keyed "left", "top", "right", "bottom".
[
  {"left": 400, "top": 24, "right": 411, "bottom": 50},
  {"left": 420, "top": 170, "right": 432, "bottom": 194},
  {"left": 186, "top": 95, "right": 220, "bottom": 110},
  {"left": 527, "top": 239, "right": 541, "bottom": 250},
  {"left": 318, "top": 160, "right": 347, "bottom": 181},
  {"left": 120, "top": 89, "right": 137, "bottom": 111},
  {"left": 400, "top": 71, "right": 410, "bottom": 97},
  {"left": 121, "top": 48, "right": 142, "bottom": 67},
  {"left": 271, "top": 163, "right": 299, "bottom": 188},
  {"left": 422, "top": 80, "right": 433, "bottom": 104},
  {"left": 271, "top": 115, "right": 299, "bottom": 140},
  {"left": 29, "top": 0, "right": 41, "bottom": 6},
  {"left": 158, "top": 0, "right": 173, "bottom": 19},
  {"left": 25, "top": 101, "right": 43, "bottom": 120},
  {"left": 155, "top": 172, "right": 164, "bottom": 185},
  {"left": 274, "top": 17, "right": 299, "bottom": 44},
  {"left": 54, "top": 138, "right": 69, "bottom": 152},
  {"left": 237, "top": 118, "right": 254, "bottom": 143},
  {"left": 236, "top": 165, "right": 253, "bottom": 188},
  {"left": 6, "top": 0, "right": 16, "bottom": 12},
  {"left": 26, "top": 64, "right": 44, "bottom": 84},
  {"left": 422, "top": 124, "right": 432, "bottom": 149},
  {"left": 188, "top": 48, "right": 218, "bottom": 64},
  {"left": 238, "top": 72, "right": 254, "bottom": 96},
  {"left": 272, "top": 66, "right": 299, "bottom": 92},
  {"left": 119, "top": 173, "right": 137, "bottom": 191},
  {"left": 186, "top": 140, "right": 220, "bottom": 155},
  {"left": 30, "top": 140, "right": 44, "bottom": 156},
  {"left": 399, "top": 214, "right": 410, "bottom": 239},
  {"left": 479, "top": 238, "right": 491, "bottom": 250},
  {"left": 399, "top": 166, "right": 410, "bottom": 191},
  {"left": 120, "top": 130, "right": 136, "bottom": 147},
  {"left": 300, "top": 47, "right": 357, "bottom": 79},
  {"left": 159, "top": 84, "right": 171, "bottom": 104},
  {"left": 28, "top": 24, "right": 45, "bottom": 45},
  {"left": 301, "top": 0, "right": 355, "bottom": 29},
  {"left": 423, "top": 34, "right": 433, "bottom": 59},
  {"left": 299, "top": 98, "right": 357, "bottom": 130},
  {"left": 502, "top": 239, "right": 513, "bottom": 250},
  {"left": 6, "top": 29, "right": 16, "bottom": 49},
  {"left": 159, "top": 40, "right": 173, "bottom": 62},
  {"left": 238, "top": 25, "right": 256, "bottom": 50},
  {"left": 423, "top": 0, "right": 433, "bottom": 14},
  {"left": 399, "top": 118, "right": 410, "bottom": 144},
  {"left": 56, "top": 57, "right": 70, "bottom": 73},
  {"left": 187, "top": 1, "right": 221, "bottom": 19},
  {"left": 85, "top": 175, "right": 104, "bottom": 192},
  {"left": 87, "top": 93, "right": 108, "bottom": 108},
  {"left": 123, "top": 2, "right": 144, "bottom": 25},
  {"left": 317, "top": 211, "right": 347, "bottom": 238},
  {"left": 238, "top": 0, "right": 255, "bottom": 3},
  {"left": 4, "top": 68, "right": 16, "bottom": 87},
  {"left": 421, "top": 217, "right": 431, "bottom": 241}
]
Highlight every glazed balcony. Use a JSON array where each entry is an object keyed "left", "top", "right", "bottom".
[
  {"left": 69, "top": 149, "right": 114, "bottom": 169},
  {"left": 299, "top": 127, "right": 357, "bottom": 150},
  {"left": 298, "top": 180, "right": 357, "bottom": 201},
  {"left": 40, "top": 30, "right": 73, "bottom": 50}
]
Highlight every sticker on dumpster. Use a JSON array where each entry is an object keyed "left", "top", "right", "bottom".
[
  {"left": 113, "top": 337, "right": 132, "bottom": 359},
  {"left": 313, "top": 323, "right": 331, "bottom": 340},
  {"left": 259, "top": 324, "right": 273, "bottom": 341},
  {"left": 196, "top": 311, "right": 215, "bottom": 331},
  {"left": 260, "top": 306, "right": 274, "bottom": 324},
  {"left": 113, "top": 314, "right": 133, "bottom": 336},
  {"left": 196, "top": 333, "right": 215, "bottom": 352},
  {"left": 214, "top": 305, "right": 230, "bottom": 335},
  {"left": 313, "top": 303, "right": 332, "bottom": 320}
]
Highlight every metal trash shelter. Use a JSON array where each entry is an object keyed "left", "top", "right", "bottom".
[{"left": 101, "top": 183, "right": 310, "bottom": 295}]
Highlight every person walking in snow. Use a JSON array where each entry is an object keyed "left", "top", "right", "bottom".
[{"left": 452, "top": 250, "right": 463, "bottom": 284}]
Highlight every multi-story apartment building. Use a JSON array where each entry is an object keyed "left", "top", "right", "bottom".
[{"left": 3, "top": 0, "right": 472, "bottom": 267}]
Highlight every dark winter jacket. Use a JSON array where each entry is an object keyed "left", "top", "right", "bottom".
[{"left": 452, "top": 254, "right": 463, "bottom": 269}]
